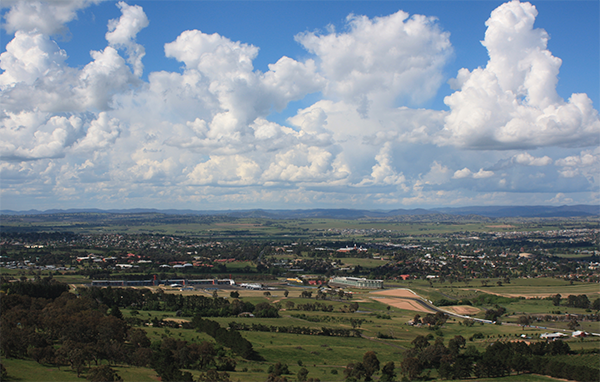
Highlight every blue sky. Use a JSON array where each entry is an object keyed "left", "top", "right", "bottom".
[{"left": 0, "top": 0, "right": 598, "bottom": 211}]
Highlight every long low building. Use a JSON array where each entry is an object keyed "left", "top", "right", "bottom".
[
  {"left": 91, "top": 277, "right": 235, "bottom": 287},
  {"left": 329, "top": 276, "right": 384, "bottom": 289}
]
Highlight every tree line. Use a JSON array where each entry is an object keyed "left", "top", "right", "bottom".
[
  {"left": 398, "top": 334, "right": 598, "bottom": 381},
  {"left": 227, "top": 321, "right": 362, "bottom": 337},
  {"left": 77, "top": 285, "right": 279, "bottom": 317}
]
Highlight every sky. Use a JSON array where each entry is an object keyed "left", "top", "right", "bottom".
[{"left": 0, "top": 0, "right": 599, "bottom": 211}]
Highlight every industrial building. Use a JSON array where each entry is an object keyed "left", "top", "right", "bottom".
[{"left": 328, "top": 276, "right": 384, "bottom": 289}]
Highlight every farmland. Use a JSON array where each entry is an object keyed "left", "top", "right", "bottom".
[{"left": 1, "top": 212, "right": 599, "bottom": 381}]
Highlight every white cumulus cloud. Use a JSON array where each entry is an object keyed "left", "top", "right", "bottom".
[
  {"left": 513, "top": 152, "right": 552, "bottom": 166},
  {"left": 440, "top": 0, "right": 600, "bottom": 150},
  {"left": 106, "top": 2, "right": 148, "bottom": 77},
  {"left": 296, "top": 10, "right": 452, "bottom": 115},
  {"left": 0, "top": 0, "right": 598, "bottom": 210}
]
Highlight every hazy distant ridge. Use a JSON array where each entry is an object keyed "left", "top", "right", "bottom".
[{"left": 1, "top": 205, "right": 598, "bottom": 218}]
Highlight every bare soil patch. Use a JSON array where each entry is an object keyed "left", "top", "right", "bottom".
[
  {"left": 372, "top": 297, "right": 435, "bottom": 313},
  {"left": 442, "top": 305, "right": 481, "bottom": 315},
  {"left": 163, "top": 318, "right": 190, "bottom": 323},
  {"left": 370, "top": 289, "right": 418, "bottom": 298}
]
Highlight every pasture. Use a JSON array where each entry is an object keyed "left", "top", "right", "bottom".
[{"left": 4, "top": 282, "right": 599, "bottom": 382}]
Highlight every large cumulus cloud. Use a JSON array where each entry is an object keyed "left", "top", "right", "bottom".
[
  {"left": 0, "top": 0, "right": 598, "bottom": 210},
  {"left": 440, "top": 0, "right": 600, "bottom": 150},
  {"left": 296, "top": 10, "right": 452, "bottom": 116}
]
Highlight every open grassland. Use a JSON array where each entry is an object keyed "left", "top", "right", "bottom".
[
  {"left": 5, "top": 286, "right": 600, "bottom": 382},
  {"left": 4, "top": 215, "right": 597, "bottom": 239},
  {"left": 386, "top": 278, "right": 600, "bottom": 300},
  {"left": 3, "top": 358, "right": 576, "bottom": 382}
]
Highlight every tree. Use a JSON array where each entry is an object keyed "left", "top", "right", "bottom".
[
  {"left": 198, "top": 370, "right": 230, "bottom": 381},
  {"left": 475, "top": 342, "right": 511, "bottom": 378},
  {"left": 453, "top": 356, "right": 474, "bottom": 379},
  {"left": 1, "top": 362, "right": 7, "bottom": 381},
  {"left": 254, "top": 302, "right": 279, "bottom": 318},
  {"left": 268, "top": 362, "right": 290, "bottom": 376},
  {"left": 350, "top": 318, "right": 365, "bottom": 329},
  {"left": 344, "top": 362, "right": 366, "bottom": 381},
  {"left": 593, "top": 298, "right": 600, "bottom": 311},
  {"left": 297, "top": 367, "right": 309, "bottom": 382},
  {"left": 552, "top": 294, "right": 561, "bottom": 306},
  {"left": 128, "top": 328, "right": 151, "bottom": 348},
  {"left": 263, "top": 291, "right": 271, "bottom": 297},
  {"left": 109, "top": 305, "right": 123, "bottom": 320},
  {"left": 400, "top": 357, "right": 422, "bottom": 380},
  {"left": 301, "top": 291, "right": 312, "bottom": 298},
  {"left": 566, "top": 294, "right": 589, "bottom": 308},
  {"left": 266, "top": 374, "right": 288, "bottom": 382},
  {"left": 284, "top": 290, "right": 289, "bottom": 298},
  {"left": 380, "top": 361, "right": 395, "bottom": 382},
  {"left": 517, "top": 315, "right": 531, "bottom": 330},
  {"left": 153, "top": 347, "right": 187, "bottom": 382},
  {"left": 510, "top": 353, "right": 530, "bottom": 375},
  {"left": 567, "top": 319, "right": 580, "bottom": 331},
  {"left": 230, "top": 291, "right": 239, "bottom": 298},
  {"left": 411, "top": 335, "right": 430, "bottom": 351},
  {"left": 448, "top": 335, "right": 466, "bottom": 357},
  {"left": 87, "top": 365, "right": 123, "bottom": 382},
  {"left": 362, "top": 351, "right": 380, "bottom": 381}
]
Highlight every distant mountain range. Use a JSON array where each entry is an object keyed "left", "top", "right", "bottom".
[{"left": 1, "top": 205, "right": 598, "bottom": 219}]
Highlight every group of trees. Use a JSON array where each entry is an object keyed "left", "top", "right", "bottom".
[
  {"left": 399, "top": 334, "right": 597, "bottom": 381},
  {"left": 227, "top": 321, "right": 362, "bottom": 337},
  {"left": 551, "top": 293, "right": 600, "bottom": 311},
  {"left": 0, "top": 280, "right": 246, "bottom": 381},
  {"left": 78, "top": 286, "right": 262, "bottom": 317},
  {"left": 412, "top": 312, "right": 448, "bottom": 328},
  {"left": 192, "top": 316, "right": 262, "bottom": 361},
  {"left": 343, "top": 351, "right": 395, "bottom": 382}
]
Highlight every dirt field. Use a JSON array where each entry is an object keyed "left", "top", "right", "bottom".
[
  {"left": 371, "top": 297, "right": 435, "bottom": 313},
  {"left": 163, "top": 318, "right": 190, "bottom": 323},
  {"left": 370, "top": 289, "right": 419, "bottom": 298},
  {"left": 441, "top": 305, "right": 481, "bottom": 315}
]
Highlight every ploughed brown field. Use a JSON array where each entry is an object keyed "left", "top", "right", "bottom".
[
  {"left": 371, "top": 297, "right": 435, "bottom": 313},
  {"left": 369, "top": 289, "right": 434, "bottom": 313}
]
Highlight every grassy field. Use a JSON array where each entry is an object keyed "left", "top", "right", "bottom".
[
  {"left": 3, "top": 278, "right": 599, "bottom": 381},
  {"left": 4, "top": 215, "right": 597, "bottom": 239},
  {"left": 3, "top": 357, "right": 576, "bottom": 382}
]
